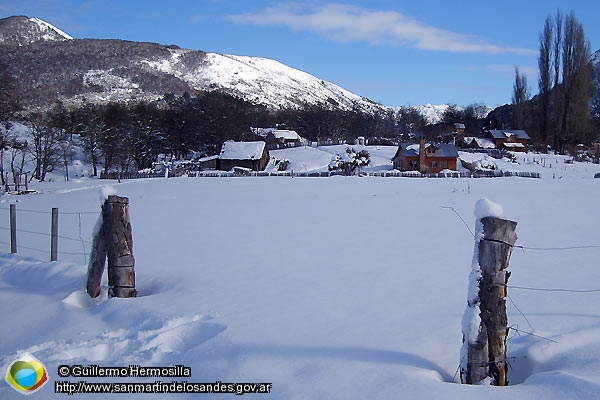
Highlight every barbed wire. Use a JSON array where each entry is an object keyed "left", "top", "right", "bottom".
[
  {"left": 507, "top": 294, "right": 536, "bottom": 333},
  {"left": 440, "top": 206, "right": 475, "bottom": 237},
  {"left": 0, "top": 241, "right": 88, "bottom": 257},
  {"left": 508, "top": 325, "right": 557, "bottom": 344},
  {"left": 440, "top": 205, "right": 600, "bottom": 252},
  {"left": 441, "top": 204, "right": 600, "bottom": 294},
  {"left": 504, "top": 284, "right": 600, "bottom": 293},
  {"left": 0, "top": 226, "right": 92, "bottom": 244},
  {"left": 0, "top": 206, "right": 99, "bottom": 215}
]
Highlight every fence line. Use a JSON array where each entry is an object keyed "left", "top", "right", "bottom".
[
  {"left": 1, "top": 204, "right": 98, "bottom": 263},
  {"left": 0, "top": 226, "right": 93, "bottom": 244},
  {"left": 0, "top": 206, "right": 99, "bottom": 215},
  {"left": 96, "top": 169, "right": 540, "bottom": 180},
  {"left": 187, "top": 170, "right": 541, "bottom": 179}
]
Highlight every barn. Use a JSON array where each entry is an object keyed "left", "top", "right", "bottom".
[{"left": 218, "top": 141, "right": 270, "bottom": 171}]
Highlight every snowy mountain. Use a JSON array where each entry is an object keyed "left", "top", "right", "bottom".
[
  {"left": 141, "top": 50, "right": 383, "bottom": 112},
  {"left": 0, "top": 16, "right": 72, "bottom": 46},
  {"left": 0, "top": 16, "right": 383, "bottom": 114},
  {"left": 413, "top": 104, "right": 450, "bottom": 125}
]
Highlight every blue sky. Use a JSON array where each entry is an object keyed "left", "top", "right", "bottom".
[{"left": 1, "top": 1, "right": 598, "bottom": 108}]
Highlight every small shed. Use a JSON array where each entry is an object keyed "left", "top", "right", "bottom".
[
  {"left": 218, "top": 141, "right": 270, "bottom": 171},
  {"left": 197, "top": 155, "right": 219, "bottom": 170}
]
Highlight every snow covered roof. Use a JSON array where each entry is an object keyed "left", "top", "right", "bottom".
[
  {"left": 503, "top": 142, "right": 526, "bottom": 148},
  {"left": 488, "top": 130, "right": 531, "bottom": 140},
  {"left": 254, "top": 128, "right": 300, "bottom": 141},
  {"left": 219, "top": 141, "right": 266, "bottom": 160},
  {"left": 198, "top": 155, "right": 219, "bottom": 162}
]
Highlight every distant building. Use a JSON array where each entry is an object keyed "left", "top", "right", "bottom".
[
  {"left": 218, "top": 141, "right": 270, "bottom": 171},
  {"left": 392, "top": 139, "right": 458, "bottom": 173},
  {"left": 454, "top": 123, "right": 466, "bottom": 134},
  {"left": 253, "top": 128, "right": 303, "bottom": 149},
  {"left": 487, "top": 130, "right": 530, "bottom": 152},
  {"left": 463, "top": 137, "right": 496, "bottom": 150}
]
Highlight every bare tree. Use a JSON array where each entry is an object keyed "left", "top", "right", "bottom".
[
  {"left": 47, "top": 101, "right": 77, "bottom": 180},
  {"left": 24, "top": 111, "right": 61, "bottom": 182},
  {"left": 7, "top": 134, "right": 28, "bottom": 188}
]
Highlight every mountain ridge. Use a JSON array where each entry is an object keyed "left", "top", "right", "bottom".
[
  {"left": 1, "top": 15, "right": 598, "bottom": 124},
  {"left": 0, "top": 15, "right": 385, "bottom": 115}
]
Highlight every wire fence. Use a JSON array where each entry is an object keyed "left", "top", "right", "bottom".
[
  {"left": 441, "top": 204, "right": 600, "bottom": 344},
  {"left": 0, "top": 205, "right": 100, "bottom": 264},
  {"left": 443, "top": 205, "right": 600, "bottom": 383}
]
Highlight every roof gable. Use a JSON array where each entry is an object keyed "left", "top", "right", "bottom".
[
  {"left": 464, "top": 137, "right": 496, "bottom": 149},
  {"left": 489, "top": 130, "right": 531, "bottom": 140}
]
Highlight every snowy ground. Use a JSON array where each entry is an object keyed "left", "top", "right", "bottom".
[{"left": 1, "top": 148, "right": 600, "bottom": 398}]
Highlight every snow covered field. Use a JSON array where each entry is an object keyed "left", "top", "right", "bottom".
[{"left": 1, "top": 149, "right": 600, "bottom": 398}]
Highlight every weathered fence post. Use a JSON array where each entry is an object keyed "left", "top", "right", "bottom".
[
  {"left": 461, "top": 200, "right": 517, "bottom": 386},
  {"left": 51, "top": 207, "right": 58, "bottom": 261},
  {"left": 10, "top": 203, "right": 17, "bottom": 254},
  {"left": 104, "top": 196, "right": 136, "bottom": 298},
  {"left": 87, "top": 219, "right": 107, "bottom": 298},
  {"left": 86, "top": 195, "right": 137, "bottom": 298}
]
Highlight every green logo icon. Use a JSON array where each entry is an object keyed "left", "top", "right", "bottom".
[{"left": 5, "top": 353, "right": 49, "bottom": 395}]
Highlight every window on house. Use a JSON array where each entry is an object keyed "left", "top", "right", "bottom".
[
  {"left": 440, "top": 160, "right": 448, "bottom": 169},
  {"left": 432, "top": 161, "right": 438, "bottom": 169}
]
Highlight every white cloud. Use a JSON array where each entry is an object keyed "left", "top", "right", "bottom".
[{"left": 226, "top": 3, "right": 536, "bottom": 55}]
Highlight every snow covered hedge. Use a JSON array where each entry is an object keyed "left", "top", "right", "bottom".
[{"left": 328, "top": 147, "right": 370, "bottom": 175}]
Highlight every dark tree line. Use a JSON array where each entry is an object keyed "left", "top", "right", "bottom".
[
  {"left": 3, "top": 90, "right": 435, "bottom": 180},
  {"left": 2, "top": 72, "right": 499, "bottom": 183}
]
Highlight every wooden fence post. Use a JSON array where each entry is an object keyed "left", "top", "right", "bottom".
[
  {"left": 51, "top": 207, "right": 58, "bottom": 261},
  {"left": 103, "top": 196, "right": 136, "bottom": 298},
  {"left": 87, "top": 196, "right": 137, "bottom": 298},
  {"left": 10, "top": 204, "right": 17, "bottom": 254},
  {"left": 461, "top": 213, "right": 517, "bottom": 386}
]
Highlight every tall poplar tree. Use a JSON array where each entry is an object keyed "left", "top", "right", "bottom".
[{"left": 538, "top": 10, "right": 593, "bottom": 153}]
